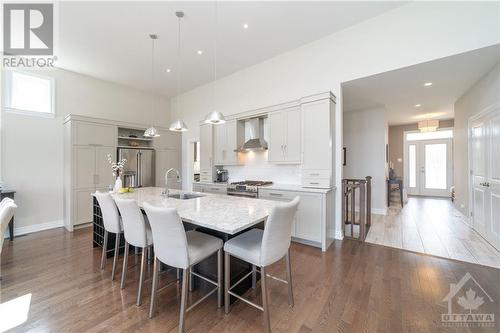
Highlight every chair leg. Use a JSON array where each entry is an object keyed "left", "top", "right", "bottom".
[
  {"left": 189, "top": 266, "right": 194, "bottom": 292},
  {"left": 252, "top": 264, "right": 257, "bottom": 289},
  {"left": 261, "top": 266, "right": 271, "bottom": 333},
  {"left": 179, "top": 268, "right": 189, "bottom": 333},
  {"left": 100, "top": 230, "right": 108, "bottom": 270},
  {"left": 177, "top": 268, "right": 181, "bottom": 282},
  {"left": 217, "top": 249, "right": 223, "bottom": 308},
  {"left": 285, "top": 249, "right": 294, "bottom": 307},
  {"left": 111, "top": 232, "right": 120, "bottom": 280},
  {"left": 137, "top": 247, "right": 147, "bottom": 306},
  {"left": 149, "top": 257, "right": 159, "bottom": 319},
  {"left": 120, "top": 242, "right": 129, "bottom": 289},
  {"left": 224, "top": 252, "right": 230, "bottom": 314}
]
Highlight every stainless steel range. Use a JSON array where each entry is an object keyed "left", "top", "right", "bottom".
[{"left": 227, "top": 180, "right": 273, "bottom": 198}]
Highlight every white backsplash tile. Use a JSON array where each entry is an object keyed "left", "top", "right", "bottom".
[{"left": 225, "top": 150, "right": 301, "bottom": 184}]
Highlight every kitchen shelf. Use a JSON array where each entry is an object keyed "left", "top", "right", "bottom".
[{"left": 118, "top": 136, "right": 152, "bottom": 141}]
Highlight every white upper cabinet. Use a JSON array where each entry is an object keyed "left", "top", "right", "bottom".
[
  {"left": 153, "top": 129, "right": 181, "bottom": 150},
  {"left": 74, "top": 122, "right": 116, "bottom": 147},
  {"left": 268, "top": 107, "right": 301, "bottom": 164},
  {"left": 301, "top": 97, "right": 335, "bottom": 188},
  {"left": 214, "top": 120, "right": 244, "bottom": 166},
  {"left": 199, "top": 123, "right": 214, "bottom": 181}
]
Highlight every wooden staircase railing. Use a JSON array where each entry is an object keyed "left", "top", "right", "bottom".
[{"left": 342, "top": 176, "right": 372, "bottom": 241}]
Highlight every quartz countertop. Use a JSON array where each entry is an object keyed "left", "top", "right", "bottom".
[
  {"left": 260, "top": 183, "right": 335, "bottom": 194},
  {"left": 108, "top": 187, "right": 280, "bottom": 235}
]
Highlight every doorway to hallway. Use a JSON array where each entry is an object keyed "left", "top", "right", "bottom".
[{"left": 404, "top": 129, "right": 453, "bottom": 197}]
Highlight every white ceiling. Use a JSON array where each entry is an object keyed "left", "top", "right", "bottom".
[
  {"left": 56, "top": 1, "right": 406, "bottom": 97},
  {"left": 342, "top": 44, "right": 500, "bottom": 125}
]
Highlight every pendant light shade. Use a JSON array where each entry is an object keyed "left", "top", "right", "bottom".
[
  {"left": 204, "top": 110, "right": 226, "bottom": 124},
  {"left": 169, "top": 11, "right": 189, "bottom": 133},
  {"left": 169, "top": 119, "right": 189, "bottom": 132},
  {"left": 144, "top": 127, "right": 160, "bottom": 137},
  {"left": 144, "top": 34, "right": 160, "bottom": 138}
]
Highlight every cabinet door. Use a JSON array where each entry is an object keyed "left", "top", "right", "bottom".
[
  {"left": 95, "top": 146, "right": 115, "bottom": 189},
  {"left": 156, "top": 149, "right": 181, "bottom": 188},
  {"left": 154, "top": 130, "right": 182, "bottom": 150},
  {"left": 74, "top": 146, "right": 96, "bottom": 189},
  {"left": 284, "top": 107, "right": 301, "bottom": 163},
  {"left": 268, "top": 111, "right": 285, "bottom": 162},
  {"left": 200, "top": 124, "right": 214, "bottom": 180},
  {"left": 74, "top": 122, "right": 116, "bottom": 146},
  {"left": 74, "top": 189, "right": 94, "bottom": 225},
  {"left": 295, "top": 193, "right": 322, "bottom": 242},
  {"left": 214, "top": 123, "right": 226, "bottom": 165},
  {"left": 225, "top": 120, "right": 240, "bottom": 165},
  {"left": 302, "top": 100, "right": 331, "bottom": 170}
]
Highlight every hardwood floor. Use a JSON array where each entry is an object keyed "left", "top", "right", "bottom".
[
  {"left": 366, "top": 196, "right": 500, "bottom": 269},
  {"left": 1, "top": 227, "right": 499, "bottom": 332}
]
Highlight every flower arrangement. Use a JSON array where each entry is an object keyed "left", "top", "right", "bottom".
[{"left": 107, "top": 154, "right": 127, "bottom": 178}]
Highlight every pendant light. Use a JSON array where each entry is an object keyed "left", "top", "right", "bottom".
[
  {"left": 204, "top": 1, "right": 226, "bottom": 125},
  {"left": 418, "top": 119, "right": 439, "bottom": 132},
  {"left": 144, "top": 34, "right": 160, "bottom": 138},
  {"left": 169, "top": 11, "right": 189, "bottom": 132}
]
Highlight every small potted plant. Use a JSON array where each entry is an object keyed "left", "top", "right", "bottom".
[{"left": 107, "top": 154, "right": 127, "bottom": 192}]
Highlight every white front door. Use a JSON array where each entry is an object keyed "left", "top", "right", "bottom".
[
  {"left": 406, "top": 136, "right": 452, "bottom": 197},
  {"left": 470, "top": 108, "right": 500, "bottom": 250}
]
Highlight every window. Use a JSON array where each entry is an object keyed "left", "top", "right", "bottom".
[
  {"left": 2, "top": 71, "right": 55, "bottom": 117},
  {"left": 406, "top": 129, "right": 453, "bottom": 141}
]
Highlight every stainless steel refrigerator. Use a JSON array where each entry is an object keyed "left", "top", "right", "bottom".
[{"left": 117, "top": 148, "right": 155, "bottom": 187}]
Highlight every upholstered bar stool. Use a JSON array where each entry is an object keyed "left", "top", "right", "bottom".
[
  {"left": 94, "top": 192, "right": 123, "bottom": 280},
  {"left": 0, "top": 198, "right": 17, "bottom": 257},
  {"left": 223, "top": 197, "right": 300, "bottom": 333},
  {"left": 143, "top": 203, "right": 223, "bottom": 333},
  {"left": 114, "top": 198, "right": 154, "bottom": 306}
]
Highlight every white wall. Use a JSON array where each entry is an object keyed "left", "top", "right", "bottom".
[
  {"left": 454, "top": 62, "right": 500, "bottom": 216},
  {"left": 172, "top": 1, "right": 499, "bottom": 236},
  {"left": 343, "top": 107, "right": 388, "bottom": 214},
  {"left": 1, "top": 68, "right": 170, "bottom": 231}
]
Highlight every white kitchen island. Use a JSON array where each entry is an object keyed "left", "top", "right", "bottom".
[{"left": 110, "top": 187, "right": 281, "bottom": 234}]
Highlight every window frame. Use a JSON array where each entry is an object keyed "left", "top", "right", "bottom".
[{"left": 2, "top": 70, "right": 56, "bottom": 118}]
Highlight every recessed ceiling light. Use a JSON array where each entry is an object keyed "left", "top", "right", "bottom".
[
  {"left": 424, "top": 82, "right": 433, "bottom": 87},
  {"left": 243, "top": 23, "right": 249, "bottom": 29},
  {"left": 415, "top": 104, "right": 422, "bottom": 108},
  {"left": 166, "top": 68, "right": 171, "bottom": 73},
  {"left": 197, "top": 50, "right": 203, "bottom": 55}
]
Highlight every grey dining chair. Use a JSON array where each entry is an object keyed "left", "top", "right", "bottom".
[
  {"left": 114, "top": 197, "right": 153, "bottom": 306},
  {"left": 94, "top": 192, "right": 123, "bottom": 280},
  {"left": 143, "top": 202, "right": 223, "bottom": 333},
  {"left": 223, "top": 196, "right": 300, "bottom": 333}
]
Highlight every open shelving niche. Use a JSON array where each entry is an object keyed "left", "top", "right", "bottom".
[{"left": 117, "top": 127, "right": 153, "bottom": 148}]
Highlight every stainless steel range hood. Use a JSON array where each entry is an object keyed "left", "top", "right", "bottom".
[{"left": 236, "top": 117, "right": 268, "bottom": 152}]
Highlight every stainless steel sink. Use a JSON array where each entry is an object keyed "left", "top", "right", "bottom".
[{"left": 167, "top": 193, "right": 204, "bottom": 200}]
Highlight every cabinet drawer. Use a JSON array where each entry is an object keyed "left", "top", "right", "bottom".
[
  {"left": 204, "top": 186, "right": 227, "bottom": 194},
  {"left": 200, "top": 175, "right": 212, "bottom": 182},
  {"left": 258, "top": 190, "right": 296, "bottom": 201},
  {"left": 302, "top": 169, "right": 330, "bottom": 178},
  {"left": 301, "top": 177, "right": 330, "bottom": 188}
]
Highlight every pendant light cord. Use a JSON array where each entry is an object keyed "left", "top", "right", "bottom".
[
  {"left": 177, "top": 15, "right": 181, "bottom": 116},
  {"left": 150, "top": 36, "right": 155, "bottom": 127},
  {"left": 213, "top": 0, "right": 218, "bottom": 111}
]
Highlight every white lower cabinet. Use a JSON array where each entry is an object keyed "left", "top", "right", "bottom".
[
  {"left": 74, "top": 189, "right": 94, "bottom": 226},
  {"left": 259, "top": 188, "right": 326, "bottom": 248},
  {"left": 192, "top": 182, "right": 227, "bottom": 194}
]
